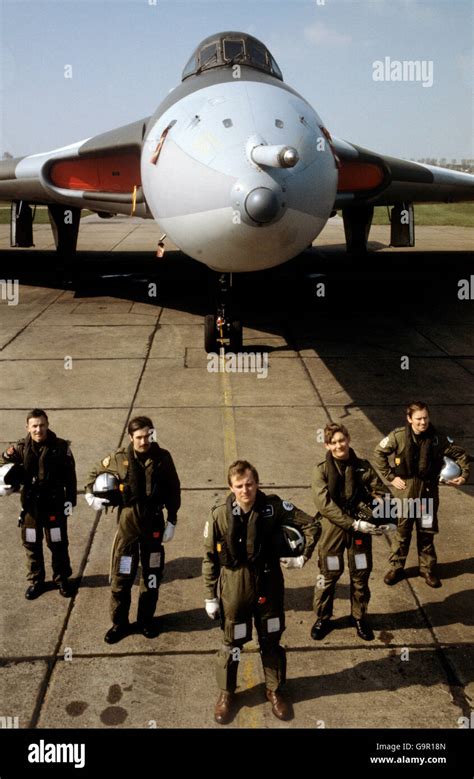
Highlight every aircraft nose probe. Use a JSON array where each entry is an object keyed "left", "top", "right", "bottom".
[{"left": 250, "top": 144, "right": 300, "bottom": 169}]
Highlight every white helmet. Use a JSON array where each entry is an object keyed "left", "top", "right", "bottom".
[
  {"left": 439, "top": 457, "right": 462, "bottom": 483},
  {"left": 0, "top": 463, "right": 23, "bottom": 491},
  {"left": 93, "top": 472, "right": 121, "bottom": 505}
]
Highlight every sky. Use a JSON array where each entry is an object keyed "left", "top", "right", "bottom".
[{"left": 0, "top": 0, "right": 472, "bottom": 161}]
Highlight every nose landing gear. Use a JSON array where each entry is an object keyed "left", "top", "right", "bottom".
[{"left": 204, "top": 272, "right": 243, "bottom": 353}]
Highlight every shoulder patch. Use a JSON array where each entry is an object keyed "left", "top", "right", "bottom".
[
  {"left": 101, "top": 456, "right": 111, "bottom": 468},
  {"left": 282, "top": 500, "right": 294, "bottom": 512},
  {"left": 379, "top": 436, "right": 390, "bottom": 449}
]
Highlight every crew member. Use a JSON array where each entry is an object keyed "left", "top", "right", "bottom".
[
  {"left": 374, "top": 401, "right": 469, "bottom": 588},
  {"left": 0, "top": 408, "right": 77, "bottom": 599},
  {"left": 85, "top": 416, "right": 181, "bottom": 643},
  {"left": 311, "top": 423, "right": 385, "bottom": 642},
  {"left": 203, "top": 459, "right": 320, "bottom": 725}
]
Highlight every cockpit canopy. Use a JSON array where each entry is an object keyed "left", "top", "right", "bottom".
[{"left": 181, "top": 32, "right": 283, "bottom": 82}]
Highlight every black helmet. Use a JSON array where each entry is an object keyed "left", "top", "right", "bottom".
[
  {"left": 274, "top": 524, "right": 305, "bottom": 557},
  {"left": 93, "top": 472, "right": 122, "bottom": 506}
]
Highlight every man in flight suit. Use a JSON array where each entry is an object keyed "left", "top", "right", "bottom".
[
  {"left": 311, "top": 423, "right": 386, "bottom": 642},
  {"left": 374, "top": 401, "right": 469, "bottom": 588},
  {"left": 85, "top": 416, "right": 181, "bottom": 643},
  {"left": 0, "top": 408, "right": 77, "bottom": 599},
  {"left": 203, "top": 459, "right": 320, "bottom": 725}
]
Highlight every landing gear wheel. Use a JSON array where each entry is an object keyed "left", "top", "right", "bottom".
[
  {"left": 204, "top": 314, "right": 217, "bottom": 353},
  {"left": 229, "top": 320, "right": 243, "bottom": 352}
]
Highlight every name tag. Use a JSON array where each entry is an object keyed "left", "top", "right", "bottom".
[
  {"left": 119, "top": 555, "right": 132, "bottom": 575},
  {"left": 354, "top": 553, "right": 368, "bottom": 570},
  {"left": 267, "top": 617, "right": 280, "bottom": 633},
  {"left": 149, "top": 552, "right": 161, "bottom": 568},
  {"left": 234, "top": 623, "right": 247, "bottom": 641}
]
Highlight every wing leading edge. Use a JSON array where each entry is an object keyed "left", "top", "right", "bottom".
[
  {"left": 0, "top": 118, "right": 151, "bottom": 217},
  {"left": 333, "top": 137, "right": 474, "bottom": 208}
]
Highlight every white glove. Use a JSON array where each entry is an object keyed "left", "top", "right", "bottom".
[
  {"left": 162, "top": 521, "right": 176, "bottom": 543},
  {"left": 205, "top": 598, "right": 220, "bottom": 620},
  {"left": 85, "top": 492, "right": 110, "bottom": 511},
  {"left": 353, "top": 519, "right": 382, "bottom": 535},
  {"left": 0, "top": 485, "right": 14, "bottom": 497},
  {"left": 280, "top": 555, "right": 305, "bottom": 569}
]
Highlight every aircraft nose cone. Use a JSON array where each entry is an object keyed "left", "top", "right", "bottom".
[{"left": 244, "top": 187, "right": 280, "bottom": 224}]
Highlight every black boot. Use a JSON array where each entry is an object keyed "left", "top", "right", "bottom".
[
  {"left": 310, "top": 619, "right": 332, "bottom": 640},
  {"left": 104, "top": 624, "right": 130, "bottom": 644},
  {"left": 353, "top": 617, "right": 374, "bottom": 641}
]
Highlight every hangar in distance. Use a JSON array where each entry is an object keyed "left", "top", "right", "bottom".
[{"left": 1, "top": 31, "right": 473, "bottom": 351}]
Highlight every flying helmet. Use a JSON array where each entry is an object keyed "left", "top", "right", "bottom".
[
  {"left": 275, "top": 524, "right": 305, "bottom": 558},
  {"left": 0, "top": 463, "right": 23, "bottom": 491},
  {"left": 439, "top": 457, "right": 462, "bottom": 484},
  {"left": 93, "top": 472, "right": 122, "bottom": 505}
]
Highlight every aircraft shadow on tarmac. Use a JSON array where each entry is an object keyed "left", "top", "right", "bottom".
[
  {"left": 5, "top": 243, "right": 474, "bottom": 444},
  {"left": 4, "top": 246, "right": 473, "bottom": 472}
]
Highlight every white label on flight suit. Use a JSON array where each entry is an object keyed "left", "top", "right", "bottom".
[
  {"left": 50, "top": 527, "right": 61, "bottom": 543},
  {"left": 326, "top": 555, "right": 340, "bottom": 571},
  {"left": 379, "top": 436, "right": 390, "bottom": 449},
  {"left": 119, "top": 555, "right": 132, "bottom": 575},
  {"left": 421, "top": 514, "right": 433, "bottom": 528},
  {"left": 354, "top": 553, "right": 368, "bottom": 570},
  {"left": 267, "top": 617, "right": 280, "bottom": 633},
  {"left": 25, "top": 528, "right": 36, "bottom": 543},
  {"left": 149, "top": 552, "right": 161, "bottom": 568},
  {"left": 234, "top": 623, "right": 247, "bottom": 641},
  {"left": 203, "top": 521, "right": 209, "bottom": 538}
]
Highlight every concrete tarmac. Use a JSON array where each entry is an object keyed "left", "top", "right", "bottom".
[{"left": 0, "top": 215, "right": 473, "bottom": 730}]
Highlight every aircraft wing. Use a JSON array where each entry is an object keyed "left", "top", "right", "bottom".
[
  {"left": 0, "top": 118, "right": 151, "bottom": 217},
  {"left": 333, "top": 137, "right": 474, "bottom": 209}
]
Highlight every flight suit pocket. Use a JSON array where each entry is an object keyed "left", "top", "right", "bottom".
[
  {"left": 223, "top": 619, "right": 252, "bottom": 645},
  {"left": 320, "top": 552, "right": 344, "bottom": 576}
]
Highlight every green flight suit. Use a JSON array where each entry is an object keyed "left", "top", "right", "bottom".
[
  {"left": 312, "top": 456, "right": 385, "bottom": 621},
  {"left": 373, "top": 426, "right": 469, "bottom": 574},
  {"left": 203, "top": 491, "right": 320, "bottom": 693},
  {"left": 0, "top": 432, "right": 77, "bottom": 584},
  {"left": 85, "top": 442, "right": 180, "bottom": 627}
]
